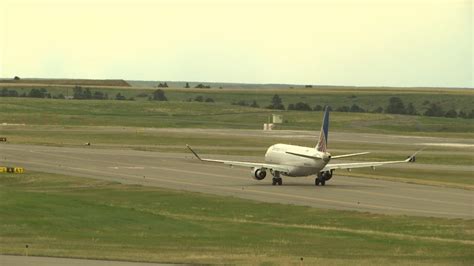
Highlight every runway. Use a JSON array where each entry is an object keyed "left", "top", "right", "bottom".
[{"left": 1, "top": 144, "right": 473, "bottom": 219}]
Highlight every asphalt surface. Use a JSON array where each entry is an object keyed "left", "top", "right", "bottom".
[{"left": 1, "top": 144, "right": 473, "bottom": 219}]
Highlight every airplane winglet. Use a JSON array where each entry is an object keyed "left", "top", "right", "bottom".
[
  {"left": 186, "top": 144, "right": 202, "bottom": 161},
  {"left": 405, "top": 147, "right": 425, "bottom": 163}
]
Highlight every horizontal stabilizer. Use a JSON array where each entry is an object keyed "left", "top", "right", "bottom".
[
  {"left": 331, "top": 152, "right": 370, "bottom": 159},
  {"left": 285, "top": 151, "right": 321, "bottom": 160}
]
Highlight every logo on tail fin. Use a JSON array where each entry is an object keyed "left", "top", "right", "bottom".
[{"left": 316, "top": 107, "right": 329, "bottom": 152}]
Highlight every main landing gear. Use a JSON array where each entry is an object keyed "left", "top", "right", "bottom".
[
  {"left": 315, "top": 177, "right": 325, "bottom": 186},
  {"left": 315, "top": 170, "right": 333, "bottom": 186},
  {"left": 272, "top": 178, "right": 283, "bottom": 186},
  {"left": 271, "top": 171, "right": 283, "bottom": 186},
  {"left": 315, "top": 172, "right": 326, "bottom": 186}
]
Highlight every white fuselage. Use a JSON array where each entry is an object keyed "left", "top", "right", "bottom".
[{"left": 264, "top": 144, "right": 330, "bottom": 177}]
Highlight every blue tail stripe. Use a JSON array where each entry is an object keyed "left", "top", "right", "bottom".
[{"left": 316, "top": 106, "right": 330, "bottom": 152}]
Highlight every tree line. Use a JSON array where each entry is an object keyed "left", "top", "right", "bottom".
[
  {"left": 1, "top": 88, "right": 54, "bottom": 99},
  {"left": 1, "top": 88, "right": 472, "bottom": 119},
  {"left": 0, "top": 87, "right": 171, "bottom": 102},
  {"left": 264, "top": 95, "right": 473, "bottom": 119}
]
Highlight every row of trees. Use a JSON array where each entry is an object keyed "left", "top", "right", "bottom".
[
  {"left": 231, "top": 100, "right": 259, "bottom": 108},
  {"left": 383, "top": 97, "right": 472, "bottom": 118},
  {"left": 73, "top": 86, "right": 108, "bottom": 100},
  {"left": 288, "top": 102, "right": 312, "bottom": 111},
  {"left": 74, "top": 87, "right": 138, "bottom": 101},
  {"left": 1, "top": 88, "right": 53, "bottom": 99},
  {"left": 194, "top": 83, "right": 211, "bottom": 89},
  {"left": 155, "top": 82, "right": 215, "bottom": 89},
  {"left": 264, "top": 95, "right": 473, "bottom": 119},
  {"left": 1, "top": 87, "right": 129, "bottom": 101},
  {"left": 1, "top": 87, "right": 472, "bottom": 119},
  {"left": 200, "top": 93, "right": 473, "bottom": 119},
  {"left": 154, "top": 82, "right": 223, "bottom": 89},
  {"left": 186, "top": 95, "right": 215, "bottom": 103},
  {"left": 151, "top": 89, "right": 216, "bottom": 103},
  {"left": 1, "top": 88, "right": 21, "bottom": 97},
  {"left": 1, "top": 87, "right": 164, "bottom": 102},
  {"left": 183, "top": 82, "right": 212, "bottom": 89}
]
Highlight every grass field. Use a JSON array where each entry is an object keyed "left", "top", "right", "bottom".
[
  {"left": 0, "top": 172, "right": 473, "bottom": 265},
  {"left": 1, "top": 98, "right": 473, "bottom": 137},
  {"left": 1, "top": 85, "right": 473, "bottom": 115}
]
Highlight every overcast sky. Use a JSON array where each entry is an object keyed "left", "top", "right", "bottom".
[{"left": 0, "top": 0, "right": 472, "bottom": 87}]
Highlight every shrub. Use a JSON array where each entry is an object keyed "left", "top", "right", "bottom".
[
  {"left": 372, "top": 106, "right": 384, "bottom": 113},
  {"left": 266, "top": 94, "right": 285, "bottom": 110},
  {"left": 152, "top": 89, "right": 168, "bottom": 101},
  {"left": 350, "top": 104, "right": 364, "bottom": 112},
  {"left": 313, "top": 105, "right": 323, "bottom": 111},
  {"left": 336, "top": 106, "right": 350, "bottom": 112},
  {"left": 250, "top": 100, "right": 259, "bottom": 108},
  {"left": 424, "top": 103, "right": 444, "bottom": 117},
  {"left": 444, "top": 109, "right": 458, "bottom": 118},
  {"left": 194, "top": 95, "right": 204, "bottom": 102},
  {"left": 385, "top": 97, "right": 406, "bottom": 114},
  {"left": 115, "top": 93, "right": 126, "bottom": 100},
  {"left": 406, "top": 103, "right": 417, "bottom": 115}
]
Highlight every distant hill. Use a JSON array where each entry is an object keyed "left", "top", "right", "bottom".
[
  {"left": 127, "top": 80, "right": 472, "bottom": 90},
  {"left": 127, "top": 80, "right": 311, "bottom": 89},
  {"left": 0, "top": 78, "right": 131, "bottom": 87},
  {"left": 1, "top": 78, "right": 470, "bottom": 90}
]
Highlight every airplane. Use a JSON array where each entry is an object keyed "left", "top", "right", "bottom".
[{"left": 186, "top": 107, "right": 421, "bottom": 186}]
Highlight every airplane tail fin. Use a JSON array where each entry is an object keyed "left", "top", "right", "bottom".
[{"left": 316, "top": 106, "right": 330, "bottom": 152}]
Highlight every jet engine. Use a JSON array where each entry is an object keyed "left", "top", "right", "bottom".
[
  {"left": 252, "top": 167, "right": 267, "bottom": 180},
  {"left": 322, "top": 170, "right": 333, "bottom": 181}
]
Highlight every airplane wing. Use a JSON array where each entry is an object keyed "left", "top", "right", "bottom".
[
  {"left": 322, "top": 150, "right": 422, "bottom": 172},
  {"left": 186, "top": 145, "right": 290, "bottom": 173}
]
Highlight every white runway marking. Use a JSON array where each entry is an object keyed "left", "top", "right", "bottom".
[{"left": 420, "top": 143, "right": 474, "bottom": 148}]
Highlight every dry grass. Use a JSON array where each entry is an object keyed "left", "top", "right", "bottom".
[{"left": 0, "top": 79, "right": 130, "bottom": 87}]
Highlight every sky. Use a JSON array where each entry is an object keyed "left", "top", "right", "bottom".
[{"left": 0, "top": 0, "right": 472, "bottom": 87}]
